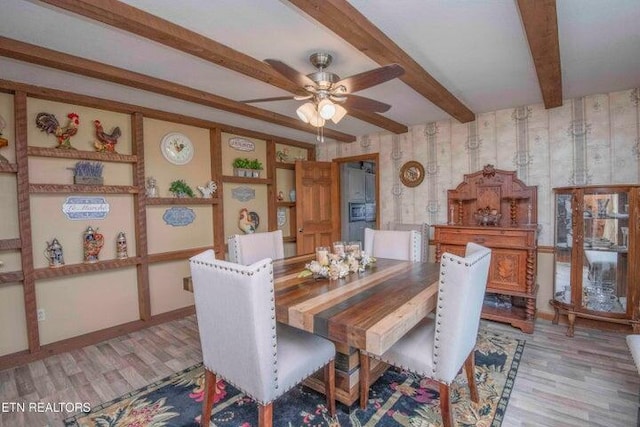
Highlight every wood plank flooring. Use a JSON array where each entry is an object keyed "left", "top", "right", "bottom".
[{"left": 0, "top": 316, "right": 638, "bottom": 426}]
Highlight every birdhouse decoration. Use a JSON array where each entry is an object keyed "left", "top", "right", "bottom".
[
  {"left": 35, "top": 112, "right": 80, "bottom": 149},
  {"left": 83, "top": 226, "right": 104, "bottom": 263},
  {"left": 238, "top": 207, "right": 259, "bottom": 234}
]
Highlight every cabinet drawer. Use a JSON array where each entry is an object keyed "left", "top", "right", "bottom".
[{"left": 436, "top": 228, "right": 531, "bottom": 248}]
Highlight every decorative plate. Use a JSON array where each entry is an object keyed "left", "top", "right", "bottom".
[
  {"left": 399, "top": 160, "right": 425, "bottom": 187},
  {"left": 161, "top": 132, "right": 194, "bottom": 165}
]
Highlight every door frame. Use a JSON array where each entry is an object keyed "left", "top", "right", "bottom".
[{"left": 332, "top": 153, "right": 380, "bottom": 235}]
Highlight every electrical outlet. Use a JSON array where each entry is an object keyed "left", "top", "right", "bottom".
[{"left": 37, "top": 309, "right": 46, "bottom": 321}]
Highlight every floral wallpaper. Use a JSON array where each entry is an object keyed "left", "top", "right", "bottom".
[{"left": 318, "top": 87, "right": 640, "bottom": 246}]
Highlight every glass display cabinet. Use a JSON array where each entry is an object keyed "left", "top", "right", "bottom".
[{"left": 551, "top": 185, "right": 639, "bottom": 336}]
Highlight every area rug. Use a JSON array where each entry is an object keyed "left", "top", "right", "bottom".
[{"left": 64, "top": 331, "right": 524, "bottom": 426}]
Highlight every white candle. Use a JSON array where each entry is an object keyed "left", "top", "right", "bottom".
[{"left": 316, "top": 247, "right": 329, "bottom": 266}]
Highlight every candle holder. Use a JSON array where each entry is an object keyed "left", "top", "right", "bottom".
[
  {"left": 315, "top": 246, "right": 330, "bottom": 266},
  {"left": 347, "top": 241, "right": 362, "bottom": 258},
  {"left": 332, "top": 241, "right": 345, "bottom": 257}
]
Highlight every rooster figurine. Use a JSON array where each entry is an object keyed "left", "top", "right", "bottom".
[
  {"left": 35, "top": 112, "right": 80, "bottom": 149},
  {"left": 238, "top": 207, "right": 260, "bottom": 234},
  {"left": 93, "top": 120, "right": 121, "bottom": 153}
]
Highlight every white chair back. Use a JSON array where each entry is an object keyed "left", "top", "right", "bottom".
[
  {"left": 189, "top": 252, "right": 278, "bottom": 402},
  {"left": 363, "top": 228, "right": 421, "bottom": 262},
  {"left": 432, "top": 242, "right": 491, "bottom": 383},
  {"left": 385, "top": 222, "right": 430, "bottom": 262},
  {"left": 228, "top": 230, "right": 284, "bottom": 265}
]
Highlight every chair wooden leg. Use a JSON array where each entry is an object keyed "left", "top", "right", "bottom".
[
  {"left": 439, "top": 382, "right": 453, "bottom": 427},
  {"left": 464, "top": 351, "right": 479, "bottom": 403},
  {"left": 202, "top": 369, "right": 216, "bottom": 426},
  {"left": 359, "top": 352, "right": 370, "bottom": 410},
  {"left": 324, "top": 359, "right": 336, "bottom": 416},
  {"left": 258, "top": 402, "right": 273, "bottom": 427}
]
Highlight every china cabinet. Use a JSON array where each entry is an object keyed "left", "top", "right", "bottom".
[
  {"left": 434, "top": 165, "right": 538, "bottom": 333},
  {"left": 551, "top": 185, "right": 639, "bottom": 336}
]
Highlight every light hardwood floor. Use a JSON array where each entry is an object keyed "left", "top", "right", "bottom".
[{"left": 0, "top": 316, "right": 638, "bottom": 426}]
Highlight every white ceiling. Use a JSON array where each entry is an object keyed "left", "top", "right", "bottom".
[{"left": 1, "top": 0, "right": 639, "bottom": 145}]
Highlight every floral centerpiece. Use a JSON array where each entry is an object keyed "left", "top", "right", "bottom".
[{"left": 298, "top": 252, "right": 375, "bottom": 280}]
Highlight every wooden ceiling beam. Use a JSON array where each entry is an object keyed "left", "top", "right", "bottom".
[
  {"left": 517, "top": 0, "right": 563, "bottom": 108},
  {"left": 287, "top": 0, "right": 475, "bottom": 123},
  {"left": 0, "top": 37, "right": 355, "bottom": 142},
  {"left": 39, "top": 0, "right": 407, "bottom": 134}
]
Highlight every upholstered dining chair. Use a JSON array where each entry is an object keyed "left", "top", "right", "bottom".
[
  {"left": 385, "top": 222, "right": 431, "bottom": 262},
  {"left": 189, "top": 250, "right": 336, "bottom": 427},
  {"left": 228, "top": 229, "right": 285, "bottom": 265},
  {"left": 358, "top": 242, "right": 491, "bottom": 427},
  {"left": 363, "top": 227, "right": 421, "bottom": 262}
]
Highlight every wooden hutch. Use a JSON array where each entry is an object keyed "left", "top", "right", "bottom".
[{"left": 433, "top": 165, "right": 538, "bottom": 333}]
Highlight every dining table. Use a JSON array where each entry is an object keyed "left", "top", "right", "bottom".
[{"left": 271, "top": 254, "right": 440, "bottom": 406}]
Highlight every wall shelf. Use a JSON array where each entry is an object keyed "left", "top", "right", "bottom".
[
  {"left": 0, "top": 271, "right": 24, "bottom": 284},
  {"left": 0, "top": 238, "right": 21, "bottom": 250},
  {"left": 145, "top": 197, "right": 219, "bottom": 205},
  {"left": 0, "top": 163, "right": 18, "bottom": 173},
  {"left": 222, "top": 176, "right": 272, "bottom": 185},
  {"left": 276, "top": 201, "right": 296, "bottom": 207},
  {"left": 147, "top": 246, "right": 214, "bottom": 264},
  {"left": 27, "top": 146, "right": 137, "bottom": 163},
  {"left": 33, "top": 257, "right": 141, "bottom": 280},
  {"left": 29, "top": 184, "right": 139, "bottom": 194},
  {"left": 275, "top": 163, "right": 296, "bottom": 170}
]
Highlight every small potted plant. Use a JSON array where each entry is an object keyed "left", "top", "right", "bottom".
[
  {"left": 168, "top": 179, "right": 195, "bottom": 198},
  {"left": 248, "top": 158, "right": 263, "bottom": 178},
  {"left": 232, "top": 157, "right": 250, "bottom": 177}
]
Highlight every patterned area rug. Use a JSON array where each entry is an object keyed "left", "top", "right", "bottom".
[{"left": 64, "top": 331, "right": 524, "bottom": 426}]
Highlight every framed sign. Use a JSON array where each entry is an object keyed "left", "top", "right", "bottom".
[{"left": 228, "top": 137, "right": 255, "bottom": 152}]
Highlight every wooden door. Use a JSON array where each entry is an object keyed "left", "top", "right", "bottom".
[{"left": 295, "top": 160, "right": 340, "bottom": 254}]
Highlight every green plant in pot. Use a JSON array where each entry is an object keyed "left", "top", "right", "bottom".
[
  {"left": 248, "top": 159, "right": 263, "bottom": 177},
  {"left": 168, "top": 179, "right": 195, "bottom": 198},
  {"left": 232, "top": 157, "right": 250, "bottom": 177}
]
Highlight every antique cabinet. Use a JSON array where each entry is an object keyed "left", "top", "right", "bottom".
[
  {"left": 434, "top": 165, "right": 538, "bottom": 333},
  {"left": 551, "top": 185, "right": 639, "bottom": 336}
]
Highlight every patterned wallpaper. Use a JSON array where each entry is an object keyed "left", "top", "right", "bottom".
[{"left": 318, "top": 87, "right": 640, "bottom": 246}]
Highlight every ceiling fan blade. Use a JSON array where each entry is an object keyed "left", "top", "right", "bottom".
[
  {"left": 265, "top": 59, "right": 317, "bottom": 89},
  {"left": 334, "top": 64, "right": 405, "bottom": 93},
  {"left": 240, "top": 96, "right": 296, "bottom": 103},
  {"left": 342, "top": 95, "right": 392, "bottom": 113}
]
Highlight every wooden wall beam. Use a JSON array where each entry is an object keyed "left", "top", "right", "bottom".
[
  {"left": 14, "top": 91, "right": 40, "bottom": 353},
  {"left": 0, "top": 36, "right": 355, "bottom": 143},
  {"left": 132, "top": 112, "right": 150, "bottom": 321},
  {"left": 287, "top": 0, "right": 475, "bottom": 123},
  {"left": 37, "top": 0, "right": 407, "bottom": 134},
  {"left": 517, "top": 0, "right": 563, "bottom": 108},
  {"left": 0, "top": 78, "right": 316, "bottom": 150}
]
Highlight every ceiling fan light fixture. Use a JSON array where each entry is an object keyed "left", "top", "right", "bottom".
[
  {"left": 296, "top": 102, "right": 316, "bottom": 123},
  {"left": 318, "top": 98, "right": 336, "bottom": 120},
  {"left": 331, "top": 104, "right": 348, "bottom": 124},
  {"left": 309, "top": 112, "right": 325, "bottom": 128}
]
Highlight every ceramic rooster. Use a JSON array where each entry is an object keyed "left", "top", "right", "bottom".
[
  {"left": 238, "top": 207, "right": 260, "bottom": 234},
  {"left": 93, "top": 120, "right": 121, "bottom": 153},
  {"left": 35, "top": 112, "right": 80, "bottom": 149}
]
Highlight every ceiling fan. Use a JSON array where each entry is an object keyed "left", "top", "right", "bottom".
[{"left": 243, "top": 52, "right": 405, "bottom": 130}]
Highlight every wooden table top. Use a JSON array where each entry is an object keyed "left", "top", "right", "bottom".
[{"left": 273, "top": 254, "right": 440, "bottom": 356}]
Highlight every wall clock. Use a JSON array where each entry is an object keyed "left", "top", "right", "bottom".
[
  {"left": 161, "top": 132, "right": 194, "bottom": 165},
  {"left": 399, "top": 161, "right": 425, "bottom": 187}
]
